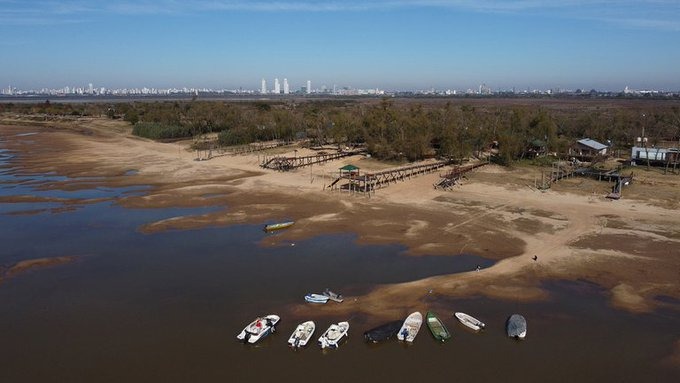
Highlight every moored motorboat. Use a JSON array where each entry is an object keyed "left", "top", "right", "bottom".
[
  {"left": 454, "top": 312, "right": 486, "bottom": 331},
  {"left": 322, "top": 288, "right": 344, "bottom": 303},
  {"left": 397, "top": 311, "right": 423, "bottom": 342},
  {"left": 506, "top": 314, "right": 527, "bottom": 340},
  {"left": 318, "top": 321, "right": 350, "bottom": 349},
  {"left": 426, "top": 311, "right": 451, "bottom": 342},
  {"left": 363, "top": 320, "right": 403, "bottom": 343},
  {"left": 263, "top": 221, "right": 294, "bottom": 232},
  {"left": 236, "top": 315, "right": 280, "bottom": 344},
  {"left": 304, "top": 293, "right": 329, "bottom": 304},
  {"left": 288, "top": 321, "right": 316, "bottom": 348}
]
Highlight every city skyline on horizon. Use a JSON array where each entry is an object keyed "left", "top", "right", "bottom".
[
  {"left": 5, "top": 80, "right": 676, "bottom": 98},
  {"left": 1, "top": 1, "right": 679, "bottom": 91}
]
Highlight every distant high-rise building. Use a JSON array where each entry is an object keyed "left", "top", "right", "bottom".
[
  {"left": 306, "top": 80, "right": 311, "bottom": 94},
  {"left": 261, "top": 78, "right": 267, "bottom": 94},
  {"left": 88, "top": 83, "right": 94, "bottom": 94},
  {"left": 283, "top": 78, "right": 289, "bottom": 94},
  {"left": 274, "top": 78, "right": 280, "bottom": 94}
]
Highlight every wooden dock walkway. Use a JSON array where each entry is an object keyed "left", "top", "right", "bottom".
[
  {"left": 434, "top": 162, "right": 488, "bottom": 189},
  {"left": 330, "top": 159, "right": 455, "bottom": 195},
  {"left": 261, "top": 150, "right": 365, "bottom": 171},
  {"left": 540, "top": 161, "right": 635, "bottom": 199},
  {"left": 550, "top": 161, "right": 577, "bottom": 183},
  {"left": 195, "top": 140, "right": 292, "bottom": 161},
  {"left": 227, "top": 141, "right": 293, "bottom": 155}
]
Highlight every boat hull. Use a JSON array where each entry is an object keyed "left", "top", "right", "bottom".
[
  {"left": 397, "top": 312, "right": 423, "bottom": 342},
  {"left": 322, "top": 288, "right": 344, "bottom": 303},
  {"left": 236, "top": 315, "right": 280, "bottom": 344},
  {"left": 455, "top": 312, "right": 485, "bottom": 331},
  {"left": 397, "top": 311, "right": 423, "bottom": 343},
  {"left": 318, "top": 321, "right": 349, "bottom": 349},
  {"left": 288, "top": 321, "right": 316, "bottom": 348},
  {"left": 426, "top": 311, "right": 451, "bottom": 342},
  {"left": 304, "top": 293, "right": 329, "bottom": 304},
  {"left": 506, "top": 314, "right": 527, "bottom": 340},
  {"left": 363, "top": 320, "right": 403, "bottom": 343},
  {"left": 264, "top": 221, "right": 294, "bottom": 232}
]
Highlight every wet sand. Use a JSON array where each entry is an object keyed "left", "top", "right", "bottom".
[
  {"left": 1, "top": 116, "right": 679, "bottom": 320},
  {"left": 0, "top": 256, "right": 76, "bottom": 284}
]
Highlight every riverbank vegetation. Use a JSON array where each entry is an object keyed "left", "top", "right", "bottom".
[{"left": 1, "top": 98, "right": 678, "bottom": 164}]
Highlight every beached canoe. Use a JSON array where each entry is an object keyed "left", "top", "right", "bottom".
[
  {"left": 506, "top": 314, "right": 527, "bottom": 340},
  {"left": 318, "top": 321, "right": 350, "bottom": 349},
  {"left": 454, "top": 312, "right": 486, "bottom": 331},
  {"left": 263, "top": 221, "right": 294, "bottom": 232},
  {"left": 397, "top": 311, "right": 423, "bottom": 342},
  {"left": 236, "top": 315, "right": 280, "bottom": 344},
  {"left": 322, "top": 288, "right": 344, "bottom": 303},
  {"left": 426, "top": 311, "right": 451, "bottom": 342},
  {"left": 288, "top": 321, "right": 316, "bottom": 348},
  {"left": 304, "top": 293, "right": 329, "bottom": 304},
  {"left": 363, "top": 320, "right": 403, "bottom": 343}
]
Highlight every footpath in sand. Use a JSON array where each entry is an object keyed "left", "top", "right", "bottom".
[{"left": 1, "top": 117, "right": 679, "bottom": 320}]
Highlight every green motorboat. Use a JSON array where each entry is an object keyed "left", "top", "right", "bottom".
[
  {"left": 426, "top": 311, "right": 451, "bottom": 342},
  {"left": 263, "top": 221, "right": 294, "bottom": 232}
]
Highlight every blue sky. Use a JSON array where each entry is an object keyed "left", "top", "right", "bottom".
[{"left": 1, "top": 0, "right": 679, "bottom": 91}]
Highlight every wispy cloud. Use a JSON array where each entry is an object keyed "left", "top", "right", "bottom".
[
  {"left": 606, "top": 17, "right": 680, "bottom": 32},
  {"left": 1, "top": 0, "right": 678, "bottom": 31}
]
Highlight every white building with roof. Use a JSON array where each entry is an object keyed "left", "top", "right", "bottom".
[{"left": 570, "top": 138, "right": 609, "bottom": 157}]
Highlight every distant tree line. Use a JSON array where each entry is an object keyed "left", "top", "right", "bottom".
[{"left": 2, "top": 99, "right": 679, "bottom": 164}]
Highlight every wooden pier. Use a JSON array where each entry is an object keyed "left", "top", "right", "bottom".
[
  {"left": 534, "top": 161, "right": 577, "bottom": 189},
  {"left": 606, "top": 172, "right": 634, "bottom": 199},
  {"left": 195, "top": 140, "right": 292, "bottom": 161},
  {"left": 227, "top": 141, "right": 293, "bottom": 155},
  {"left": 573, "top": 168, "right": 634, "bottom": 199},
  {"left": 550, "top": 161, "right": 577, "bottom": 183},
  {"left": 261, "top": 150, "right": 365, "bottom": 171},
  {"left": 329, "top": 159, "right": 455, "bottom": 195},
  {"left": 537, "top": 161, "right": 635, "bottom": 199},
  {"left": 434, "top": 162, "right": 489, "bottom": 190}
]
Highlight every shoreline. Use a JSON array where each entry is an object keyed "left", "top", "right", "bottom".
[{"left": 1, "top": 117, "right": 679, "bottom": 317}]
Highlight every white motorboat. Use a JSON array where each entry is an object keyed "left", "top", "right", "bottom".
[
  {"left": 288, "top": 321, "right": 316, "bottom": 348},
  {"left": 318, "top": 321, "right": 349, "bottom": 349},
  {"left": 397, "top": 311, "right": 423, "bottom": 342},
  {"left": 305, "top": 293, "right": 329, "bottom": 304},
  {"left": 236, "top": 315, "right": 280, "bottom": 344},
  {"left": 454, "top": 312, "right": 486, "bottom": 331}
]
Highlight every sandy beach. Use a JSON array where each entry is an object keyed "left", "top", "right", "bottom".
[{"left": 1, "top": 116, "right": 679, "bottom": 320}]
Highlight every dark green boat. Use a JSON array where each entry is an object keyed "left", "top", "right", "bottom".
[
  {"left": 426, "top": 311, "right": 451, "bottom": 342},
  {"left": 263, "top": 221, "right": 294, "bottom": 232}
]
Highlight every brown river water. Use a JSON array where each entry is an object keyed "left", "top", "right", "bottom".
[{"left": 0, "top": 134, "right": 679, "bottom": 382}]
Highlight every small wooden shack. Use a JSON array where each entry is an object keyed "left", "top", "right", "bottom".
[{"left": 570, "top": 138, "right": 609, "bottom": 157}]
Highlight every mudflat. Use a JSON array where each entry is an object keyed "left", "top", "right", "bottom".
[{"left": 1, "top": 116, "right": 679, "bottom": 320}]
